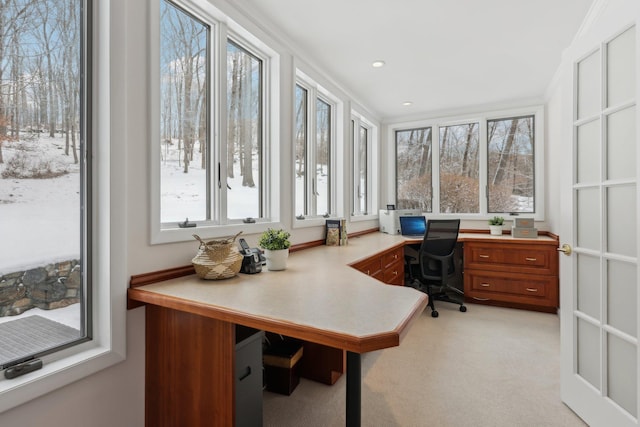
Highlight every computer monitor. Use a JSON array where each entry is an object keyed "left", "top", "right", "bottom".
[{"left": 399, "top": 216, "right": 427, "bottom": 237}]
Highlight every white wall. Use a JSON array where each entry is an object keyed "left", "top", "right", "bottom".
[
  {"left": 2, "top": 0, "right": 627, "bottom": 424},
  {"left": 0, "top": 0, "right": 378, "bottom": 424}
]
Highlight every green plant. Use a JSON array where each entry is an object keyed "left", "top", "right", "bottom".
[
  {"left": 258, "top": 228, "right": 291, "bottom": 250},
  {"left": 488, "top": 216, "right": 505, "bottom": 226}
]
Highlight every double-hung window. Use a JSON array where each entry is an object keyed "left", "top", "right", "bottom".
[
  {"left": 392, "top": 107, "right": 543, "bottom": 219},
  {"left": 154, "top": 0, "right": 278, "bottom": 243},
  {"left": 294, "top": 75, "right": 339, "bottom": 220}
]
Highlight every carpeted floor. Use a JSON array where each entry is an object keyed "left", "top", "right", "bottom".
[
  {"left": 0, "top": 315, "right": 80, "bottom": 366},
  {"left": 263, "top": 303, "right": 587, "bottom": 426}
]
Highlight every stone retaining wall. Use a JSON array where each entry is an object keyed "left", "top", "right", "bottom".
[{"left": 0, "top": 260, "right": 81, "bottom": 317}]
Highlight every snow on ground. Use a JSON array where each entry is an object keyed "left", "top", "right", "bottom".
[
  {"left": 0, "top": 303, "right": 80, "bottom": 329},
  {"left": 0, "top": 136, "right": 80, "bottom": 274}
]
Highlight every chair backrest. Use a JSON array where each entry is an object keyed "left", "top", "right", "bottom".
[{"left": 420, "top": 219, "right": 461, "bottom": 257}]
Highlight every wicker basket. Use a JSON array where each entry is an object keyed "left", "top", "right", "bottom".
[{"left": 192, "top": 233, "right": 243, "bottom": 280}]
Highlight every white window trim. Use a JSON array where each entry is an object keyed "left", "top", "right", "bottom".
[
  {"left": 350, "top": 110, "right": 379, "bottom": 222},
  {"left": 0, "top": 0, "right": 126, "bottom": 412},
  {"left": 149, "top": 0, "right": 281, "bottom": 244},
  {"left": 387, "top": 105, "right": 545, "bottom": 221},
  {"left": 293, "top": 70, "right": 343, "bottom": 229}
]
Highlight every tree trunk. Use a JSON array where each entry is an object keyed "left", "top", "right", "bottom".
[
  {"left": 492, "top": 119, "right": 519, "bottom": 185},
  {"left": 461, "top": 123, "right": 475, "bottom": 176}
]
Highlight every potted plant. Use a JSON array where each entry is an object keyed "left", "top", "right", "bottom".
[
  {"left": 258, "top": 228, "right": 291, "bottom": 270},
  {"left": 488, "top": 216, "right": 505, "bottom": 236}
]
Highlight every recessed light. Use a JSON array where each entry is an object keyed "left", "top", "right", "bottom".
[
  {"left": 372, "top": 60, "right": 385, "bottom": 68},
  {"left": 402, "top": 101, "right": 413, "bottom": 106}
]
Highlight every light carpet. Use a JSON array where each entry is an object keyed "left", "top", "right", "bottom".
[{"left": 263, "top": 303, "right": 586, "bottom": 426}]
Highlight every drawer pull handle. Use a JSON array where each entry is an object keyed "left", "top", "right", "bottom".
[
  {"left": 366, "top": 270, "right": 370, "bottom": 275},
  {"left": 473, "top": 297, "right": 491, "bottom": 301},
  {"left": 393, "top": 270, "right": 398, "bottom": 276},
  {"left": 393, "top": 254, "right": 398, "bottom": 259},
  {"left": 480, "top": 283, "right": 491, "bottom": 287},
  {"left": 238, "top": 366, "right": 252, "bottom": 382},
  {"left": 479, "top": 254, "right": 490, "bottom": 259},
  {"left": 526, "top": 288, "right": 538, "bottom": 292},
  {"left": 525, "top": 257, "right": 537, "bottom": 262}
]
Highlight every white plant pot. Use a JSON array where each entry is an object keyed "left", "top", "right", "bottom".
[
  {"left": 263, "top": 248, "right": 289, "bottom": 271},
  {"left": 489, "top": 225, "right": 503, "bottom": 236}
]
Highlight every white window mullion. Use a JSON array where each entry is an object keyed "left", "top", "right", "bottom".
[
  {"left": 213, "top": 21, "right": 224, "bottom": 224},
  {"left": 478, "top": 119, "right": 489, "bottom": 215}
]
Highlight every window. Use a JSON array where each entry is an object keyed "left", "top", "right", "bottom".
[
  {"left": 294, "top": 76, "right": 338, "bottom": 220},
  {"left": 154, "top": 0, "right": 278, "bottom": 242},
  {"left": 1, "top": 0, "right": 123, "bottom": 411},
  {"left": 0, "top": 0, "right": 89, "bottom": 373},
  {"left": 160, "top": 1, "right": 209, "bottom": 223},
  {"left": 392, "top": 107, "right": 543, "bottom": 219},
  {"left": 395, "top": 127, "right": 433, "bottom": 211},
  {"left": 226, "top": 40, "right": 263, "bottom": 220},
  {"left": 487, "top": 116, "right": 534, "bottom": 213},
  {"left": 439, "top": 123, "right": 479, "bottom": 213},
  {"left": 351, "top": 114, "right": 376, "bottom": 217}
]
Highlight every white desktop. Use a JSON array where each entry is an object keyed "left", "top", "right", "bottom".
[{"left": 378, "top": 209, "right": 423, "bottom": 235}]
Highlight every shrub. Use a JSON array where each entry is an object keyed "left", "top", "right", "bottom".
[{"left": 1, "top": 151, "right": 68, "bottom": 179}]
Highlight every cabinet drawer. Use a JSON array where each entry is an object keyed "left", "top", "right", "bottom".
[
  {"left": 465, "top": 270, "right": 558, "bottom": 307},
  {"left": 383, "top": 260, "right": 404, "bottom": 286},
  {"left": 469, "top": 274, "right": 548, "bottom": 298},
  {"left": 353, "top": 257, "right": 382, "bottom": 277},
  {"left": 465, "top": 242, "right": 557, "bottom": 275},
  {"left": 381, "top": 247, "right": 404, "bottom": 270}
]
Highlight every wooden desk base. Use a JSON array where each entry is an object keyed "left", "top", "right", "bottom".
[{"left": 145, "top": 305, "right": 236, "bottom": 426}]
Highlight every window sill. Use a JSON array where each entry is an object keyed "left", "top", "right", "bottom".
[
  {"left": 152, "top": 221, "right": 285, "bottom": 244},
  {"left": 0, "top": 331, "right": 125, "bottom": 413}
]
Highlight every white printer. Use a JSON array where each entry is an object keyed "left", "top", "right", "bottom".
[{"left": 379, "top": 208, "right": 422, "bottom": 235}]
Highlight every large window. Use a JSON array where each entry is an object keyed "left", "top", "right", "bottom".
[
  {"left": 0, "top": 0, "right": 89, "bottom": 374},
  {"left": 0, "top": 0, "right": 122, "bottom": 411},
  {"left": 439, "top": 123, "right": 479, "bottom": 213},
  {"left": 487, "top": 116, "right": 534, "bottom": 213},
  {"left": 155, "top": 0, "right": 276, "bottom": 242},
  {"left": 393, "top": 108, "right": 543, "bottom": 218},
  {"left": 160, "top": 1, "right": 209, "bottom": 222},
  {"left": 294, "top": 76, "right": 338, "bottom": 220},
  {"left": 396, "top": 127, "right": 433, "bottom": 211}
]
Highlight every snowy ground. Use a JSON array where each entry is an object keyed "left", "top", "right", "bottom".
[
  {"left": 0, "top": 136, "right": 80, "bottom": 273},
  {"left": 0, "top": 303, "right": 80, "bottom": 329}
]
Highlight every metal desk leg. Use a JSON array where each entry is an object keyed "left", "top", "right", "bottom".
[{"left": 346, "top": 351, "right": 361, "bottom": 426}]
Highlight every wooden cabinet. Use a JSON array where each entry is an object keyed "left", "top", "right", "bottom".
[
  {"left": 351, "top": 245, "right": 404, "bottom": 286},
  {"left": 463, "top": 239, "right": 559, "bottom": 312}
]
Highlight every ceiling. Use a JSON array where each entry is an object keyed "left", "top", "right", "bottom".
[{"left": 235, "top": 0, "right": 594, "bottom": 121}]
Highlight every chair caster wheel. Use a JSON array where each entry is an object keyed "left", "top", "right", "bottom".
[
  {"left": 431, "top": 310, "right": 439, "bottom": 318},
  {"left": 460, "top": 305, "right": 467, "bottom": 312}
]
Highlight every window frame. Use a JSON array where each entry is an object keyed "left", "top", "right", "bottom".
[
  {"left": 150, "top": 0, "right": 281, "bottom": 244},
  {"left": 0, "top": 0, "right": 126, "bottom": 412},
  {"left": 351, "top": 111, "right": 378, "bottom": 220},
  {"left": 387, "top": 105, "right": 545, "bottom": 221},
  {"left": 293, "top": 70, "right": 342, "bottom": 227}
]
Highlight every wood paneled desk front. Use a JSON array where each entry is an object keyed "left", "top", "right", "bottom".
[{"left": 127, "top": 232, "right": 428, "bottom": 427}]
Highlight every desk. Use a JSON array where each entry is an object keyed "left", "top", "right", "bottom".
[{"left": 128, "top": 233, "right": 428, "bottom": 426}]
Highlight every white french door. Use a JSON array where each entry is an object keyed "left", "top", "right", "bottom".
[{"left": 560, "top": 16, "right": 639, "bottom": 426}]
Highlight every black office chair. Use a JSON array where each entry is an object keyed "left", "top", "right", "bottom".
[{"left": 405, "top": 219, "right": 466, "bottom": 318}]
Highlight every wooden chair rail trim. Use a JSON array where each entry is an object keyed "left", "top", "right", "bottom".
[{"left": 129, "top": 228, "right": 381, "bottom": 291}]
